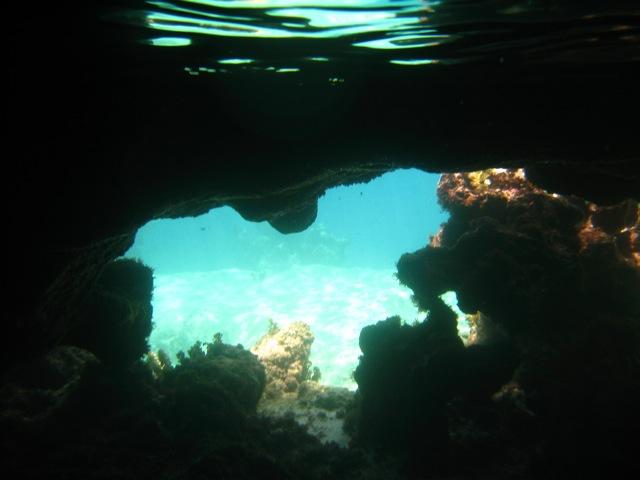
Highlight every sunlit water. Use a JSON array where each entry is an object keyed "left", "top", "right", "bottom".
[
  {"left": 151, "top": 265, "right": 424, "bottom": 388},
  {"left": 108, "top": 0, "right": 639, "bottom": 72},
  {"left": 126, "top": 169, "right": 468, "bottom": 389}
]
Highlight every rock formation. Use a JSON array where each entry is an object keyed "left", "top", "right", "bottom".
[
  {"left": 252, "top": 321, "right": 354, "bottom": 448},
  {"left": 395, "top": 169, "right": 640, "bottom": 476},
  {"left": 252, "top": 321, "right": 315, "bottom": 398}
]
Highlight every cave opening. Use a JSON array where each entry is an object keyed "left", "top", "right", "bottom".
[{"left": 125, "top": 168, "right": 468, "bottom": 388}]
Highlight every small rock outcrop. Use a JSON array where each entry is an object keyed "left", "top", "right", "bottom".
[
  {"left": 252, "top": 321, "right": 355, "bottom": 448},
  {"left": 252, "top": 321, "right": 315, "bottom": 398}
]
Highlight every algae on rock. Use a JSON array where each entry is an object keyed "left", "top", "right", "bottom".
[{"left": 252, "top": 320, "right": 315, "bottom": 398}]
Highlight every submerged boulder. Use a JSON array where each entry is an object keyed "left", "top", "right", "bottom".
[{"left": 161, "top": 336, "right": 266, "bottom": 439}]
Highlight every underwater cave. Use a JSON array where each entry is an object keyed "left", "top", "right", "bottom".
[{"left": 4, "top": 1, "right": 640, "bottom": 479}]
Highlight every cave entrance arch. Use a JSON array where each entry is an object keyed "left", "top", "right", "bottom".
[{"left": 126, "top": 168, "right": 465, "bottom": 388}]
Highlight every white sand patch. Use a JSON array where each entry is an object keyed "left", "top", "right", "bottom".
[
  {"left": 149, "top": 266, "right": 467, "bottom": 389},
  {"left": 149, "top": 264, "right": 425, "bottom": 388}
]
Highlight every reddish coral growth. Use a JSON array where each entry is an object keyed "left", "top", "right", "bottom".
[
  {"left": 408, "top": 169, "right": 640, "bottom": 336},
  {"left": 437, "top": 169, "right": 539, "bottom": 211},
  {"left": 579, "top": 199, "right": 639, "bottom": 267}
]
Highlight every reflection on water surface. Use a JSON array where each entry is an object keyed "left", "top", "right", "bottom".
[{"left": 108, "top": 0, "right": 639, "bottom": 72}]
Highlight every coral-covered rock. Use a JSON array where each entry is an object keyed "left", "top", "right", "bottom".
[
  {"left": 161, "top": 337, "right": 266, "bottom": 439},
  {"left": 581, "top": 198, "right": 639, "bottom": 267},
  {"left": 396, "top": 169, "right": 640, "bottom": 476},
  {"left": 399, "top": 169, "right": 640, "bottom": 334},
  {"left": 66, "top": 258, "right": 154, "bottom": 367},
  {"left": 252, "top": 321, "right": 356, "bottom": 447},
  {"left": 252, "top": 321, "right": 315, "bottom": 398}
]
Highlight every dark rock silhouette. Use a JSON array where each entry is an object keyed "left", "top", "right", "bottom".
[
  {"left": 66, "top": 258, "right": 154, "bottom": 368},
  {"left": 396, "top": 169, "right": 640, "bottom": 477}
]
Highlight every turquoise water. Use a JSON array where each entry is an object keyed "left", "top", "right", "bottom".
[{"left": 126, "top": 168, "right": 466, "bottom": 388}]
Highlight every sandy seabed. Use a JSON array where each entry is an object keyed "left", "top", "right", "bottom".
[{"left": 149, "top": 264, "right": 429, "bottom": 388}]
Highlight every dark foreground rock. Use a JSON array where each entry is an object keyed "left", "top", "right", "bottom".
[
  {"left": 393, "top": 169, "right": 640, "bottom": 477},
  {"left": 351, "top": 303, "right": 519, "bottom": 476},
  {"left": 0, "top": 338, "right": 389, "bottom": 480}
]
